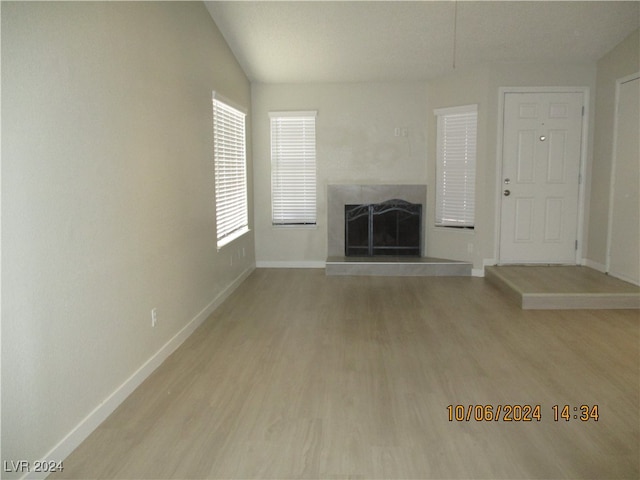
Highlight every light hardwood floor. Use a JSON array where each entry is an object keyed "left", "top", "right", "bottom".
[{"left": 52, "top": 269, "right": 639, "bottom": 479}]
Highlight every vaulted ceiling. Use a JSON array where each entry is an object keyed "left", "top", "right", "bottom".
[{"left": 205, "top": 1, "right": 640, "bottom": 84}]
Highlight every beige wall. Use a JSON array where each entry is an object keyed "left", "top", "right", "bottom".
[
  {"left": 587, "top": 29, "right": 640, "bottom": 269},
  {"left": 426, "top": 63, "right": 597, "bottom": 271},
  {"left": 252, "top": 82, "right": 428, "bottom": 265},
  {"left": 2, "top": 1, "right": 634, "bottom": 472},
  {"left": 1, "top": 2, "right": 254, "bottom": 473},
  {"left": 252, "top": 63, "right": 596, "bottom": 271},
  {"left": 426, "top": 64, "right": 492, "bottom": 268}
]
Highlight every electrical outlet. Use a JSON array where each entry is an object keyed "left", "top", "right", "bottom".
[{"left": 151, "top": 308, "right": 158, "bottom": 327}]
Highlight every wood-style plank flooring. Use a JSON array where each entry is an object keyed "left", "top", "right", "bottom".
[{"left": 52, "top": 269, "right": 640, "bottom": 479}]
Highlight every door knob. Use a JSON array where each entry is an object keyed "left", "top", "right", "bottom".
[{"left": 504, "top": 189, "right": 511, "bottom": 197}]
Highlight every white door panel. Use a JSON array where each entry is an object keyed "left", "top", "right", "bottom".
[{"left": 500, "top": 92, "right": 584, "bottom": 264}]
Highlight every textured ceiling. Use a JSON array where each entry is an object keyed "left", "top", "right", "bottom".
[{"left": 205, "top": 1, "right": 640, "bottom": 83}]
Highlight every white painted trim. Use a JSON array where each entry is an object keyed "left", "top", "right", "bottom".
[
  {"left": 483, "top": 258, "right": 497, "bottom": 267},
  {"left": 256, "top": 260, "right": 326, "bottom": 269},
  {"left": 474, "top": 258, "right": 498, "bottom": 277},
  {"left": 606, "top": 72, "right": 640, "bottom": 276},
  {"left": 433, "top": 103, "right": 478, "bottom": 116},
  {"left": 576, "top": 90, "right": 590, "bottom": 265},
  {"left": 23, "top": 266, "right": 255, "bottom": 480},
  {"left": 471, "top": 268, "right": 485, "bottom": 277},
  {"left": 269, "top": 110, "right": 318, "bottom": 118},
  {"left": 494, "top": 88, "right": 509, "bottom": 264},
  {"left": 583, "top": 258, "right": 607, "bottom": 273},
  {"left": 495, "top": 86, "right": 590, "bottom": 265},
  {"left": 608, "top": 271, "right": 640, "bottom": 287},
  {"left": 211, "top": 90, "right": 247, "bottom": 115}
]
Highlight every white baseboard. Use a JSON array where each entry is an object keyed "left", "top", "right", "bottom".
[
  {"left": 24, "top": 265, "right": 255, "bottom": 480},
  {"left": 583, "top": 258, "right": 607, "bottom": 273},
  {"left": 471, "top": 259, "right": 497, "bottom": 277},
  {"left": 583, "top": 259, "right": 639, "bottom": 286},
  {"left": 607, "top": 271, "right": 640, "bottom": 287},
  {"left": 256, "top": 260, "right": 326, "bottom": 269}
]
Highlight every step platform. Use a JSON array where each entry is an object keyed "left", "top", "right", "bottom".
[{"left": 485, "top": 265, "right": 640, "bottom": 310}]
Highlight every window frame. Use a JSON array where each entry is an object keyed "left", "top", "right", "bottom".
[
  {"left": 212, "top": 91, "right": 249, "bottom": 249},
  {"left": 269, "top": 110, "right": 318, "bottom": 227},
  {"left": 433, "top": 104, "right": 478, "bottom": 230}
]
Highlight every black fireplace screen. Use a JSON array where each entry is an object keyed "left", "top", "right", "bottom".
[{"left": 345, "top": 199, "right": 422, "bottom": 256}]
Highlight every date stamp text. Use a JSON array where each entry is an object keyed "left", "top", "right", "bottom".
[{"left": 447, "top": 404, "right": 599, "bottom": 422}]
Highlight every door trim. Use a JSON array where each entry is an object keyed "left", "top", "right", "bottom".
[
  {"left": 606, "top": 72, "right": 640, "bottom": 284},
  {"left": 494, "top": 86, "right": 590, "bottom": 265}
]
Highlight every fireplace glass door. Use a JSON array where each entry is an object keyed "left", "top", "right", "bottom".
[{"left": 345, "top": 200, "right": 421, "bottom": 257}]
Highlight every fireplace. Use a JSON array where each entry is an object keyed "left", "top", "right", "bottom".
[{"left": 345, "top": 199, "right": 422, "bottom": 257}]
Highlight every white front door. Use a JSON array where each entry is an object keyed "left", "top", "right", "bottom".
[{"left": 499, "top": 92, "right": 584, "bottom": 264}]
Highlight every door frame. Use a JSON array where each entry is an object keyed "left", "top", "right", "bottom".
[
  {"left": 494, "top": 86, "right": 590, "bottom": 265},
  {"left": 606, "top": 72, "right": 640, "bottom": 283}
]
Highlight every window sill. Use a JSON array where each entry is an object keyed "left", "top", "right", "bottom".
[
  {"left": 272, "top": 224, "right": 318, "bottom": 230},
  {"left": 434, "top": 225, "right": 476, "bottom": 234},
  {"left": 217, "top": 227, "right": 250, "bottom": 250}
]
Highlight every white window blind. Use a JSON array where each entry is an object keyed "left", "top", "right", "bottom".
[
  {"left": 213, "top": 93, "right": 248, "bottom": 248},
  {"left": 270, "top": 111, "right": 317, "bottom": 226},
  {"left": 434, "top": 104, "right": 478, "bottom": 228}
]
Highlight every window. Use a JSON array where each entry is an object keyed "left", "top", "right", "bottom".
[
  {"left": 434, "top": 104, "right": 478, "bottom": 228},
  {"left": 213, "top": 92, "right": 248, "bottom": 248},
  {"left": 270, "top": 111, "right": 317, "bottom": 226}
]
